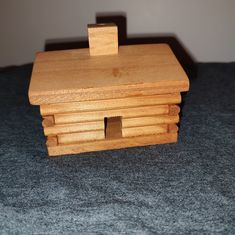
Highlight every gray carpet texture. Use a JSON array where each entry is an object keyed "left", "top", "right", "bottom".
[{"left": 0, "top": 63, "right": 234, "bottom": 234}]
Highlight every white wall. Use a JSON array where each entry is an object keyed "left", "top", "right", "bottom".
[{"left": 0, "top": 0, "right": 235, "bottom": 67}]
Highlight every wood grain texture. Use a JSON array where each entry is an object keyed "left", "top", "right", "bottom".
[
  {"left": 88, "top": 23, "right": 118, "bottom": 56},
  {"left": 57, "top": 130, "right": 105, "bottom": 144},
  {"left": 43, "top": 120, "right": 104, "bottom": 136},
  {"left": 122, "top": 115, "right": 179, "bottom": 128},
  {"left": 122, "top": 124, "right": 168, "bottom": 137},
  {"left": 40, "top": 93, "right": 181, "bottom": 115},
  {"left": 53, "top": 105, "right": 171, "bottom": 124},
  {"left": 47, "top": 132, "right": 178, "bottom": 156},
  {"left": 29, "top": 44, "right": 189, "bottom": 105},
  {"left": 31, "top": 85, "right": 188, "bottom": 104}
]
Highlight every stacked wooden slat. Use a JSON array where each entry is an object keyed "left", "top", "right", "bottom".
[
  {"left": 39, "top": 93, "right": 181, "bottom": 156},
  {"left": 28, "top": 24, "right": 189, "bottom": 156}
]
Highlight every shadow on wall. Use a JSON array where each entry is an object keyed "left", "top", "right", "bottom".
[{"left": 45, "top": 13, "right": 196, "bottom": 80}]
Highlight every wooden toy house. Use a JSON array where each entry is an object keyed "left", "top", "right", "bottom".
[{"left": 28, "top": 23, "right": 189, "bottom": 156}]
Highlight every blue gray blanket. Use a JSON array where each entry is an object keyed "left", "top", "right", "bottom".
[{"left": 0, "top": 63, "right": 234, "bottom": 234}]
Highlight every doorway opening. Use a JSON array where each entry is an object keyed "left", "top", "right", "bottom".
[{"left": 104, "top": 116, "right": 122, "bottom": 139}]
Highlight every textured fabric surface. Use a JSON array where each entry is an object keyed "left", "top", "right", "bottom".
[{"left": 0, "top": 63, "right": 234, "bottom": 234}]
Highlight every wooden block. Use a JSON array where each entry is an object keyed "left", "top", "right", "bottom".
[
  {"left": 43, "top": 120, "right": 104, "bottom": 136},
  {"left": 40, "top": 93, "right": 181, "bottom": 115},
  {"left": 54, "top": 105, "right": 170, "bottom": 124},
  {"left": 122, "top": 115, "right": 179, "bottom": 128},
  {"left": 46, "top": 136, "right": 58, "bottom": 147},
  {"left": 31, "top": 85, "right": 188, "bottom": 105},
  {"left": 42, "top": 115, "right": 54, "bottom": 127},
  {"left": 105, "top": 116, "right": 122, "bottom": 139},
  {"left": 169, "top": 105, "right": 180, "bottom": 116},
  {"left": 29, "top": 44, "right": 189, "bottom": 105},
  {"left": 88, "top": 23, "right": 118, "bottom": 56},
  {"left": 122, "top": 124, "right": 168, "bottom": 138},
  {"left": 168, "top": 124, "right": 178, "bottom": 133},
  {"left": 57, "top": 130, "right": 105, "bottom": 145},
  {"left": 28, "top": 23, "right": 190, "bottom": 157},
  {"left": 47, "top": 133, "right": 178, "bottom": 156}
]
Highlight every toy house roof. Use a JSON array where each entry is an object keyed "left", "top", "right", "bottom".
[{"left": 29, "top": 44, "right": 189, "bottom": 104}]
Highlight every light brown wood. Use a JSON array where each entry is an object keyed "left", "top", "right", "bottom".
[
  {"left": 42, "top": 116, "right": 54, "bottom": 127},
  {"left": 88, "top": 23, "right": 118, "bottom": 56},
  {"left": 31, "top": 85, "right": 188, "bottom": 104},
  {"left": 46, "top": 136, "right": 58, "bottom": 147},
  {"left": 122, "top": 115, "right": 179, "bottom": 128},
  {"left": 28, "top": 23, "right": 189, "bottom": 156},
  {"left": 43, "top": 120, "right": 104, "bottom": 136},
  {"left": 57, "top": 130, "right": 105, "bottom": 145},
  {"left": 34, "top": 43, "right": 180, "bottom": 62},
  {"left": 122, "top": 124, "right": 168, "bottom": 137},
  {"left": 53, "top": 105, "right": 171, "bottom": 124},
  {"left": 47, "top": 132, "right": 178, "bottom": 156},
  {"left": 105, "top": 117, "right": 122, "bottom": 139},
  {"left": 169, "top": 105, "right": 180, "bottom": 116},
  {"left": 29, "top": 44, "right": 189, "bottom": 105},
  {"left": 168, "top": 124, "right": 179, "bottom": 133},
  {"left": 40, "top": 93, "right": 181, "bottom": 115}
]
